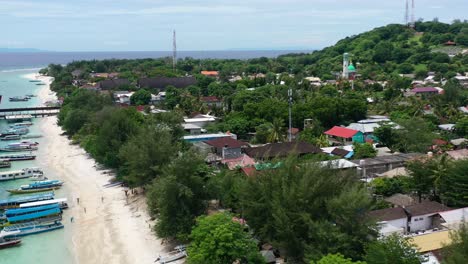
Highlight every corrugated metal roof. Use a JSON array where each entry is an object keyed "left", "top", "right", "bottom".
[{"left": 410, "top": 230, "right": 451, "bottom": 252}]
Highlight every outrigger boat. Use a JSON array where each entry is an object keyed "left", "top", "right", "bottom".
[
  {"left": 9, "top": 96, "right": 29, "bottom": 102},
  {"left": 0, "top": 230, "right": 21, "bottom": 249},
  {"left": 2, "top": 220, "right": 64, "bottom": 237},
  {"left": 0, "top": 145, "right": 38, "bottom": 152},
  {"left": 0, "top": 135, "right": 21, "bottom": 141},
  {"left": 0, "top": 193, "right": 54, "bottom": 209},
  {"left": 20, "top": 198, "right": 68, "bottom": 210},
  {"left": 7, "top": 180, "right": 63, "bottom": 194},
  {"left": 0, "top": 168, "right": 43, "bottom": 181},
  {"left": 11, "top": 122, "right": 33, "bottom": 127},
  {"left": 156, "top": 245, "right": 188, "bottom": 264},
  {"left": 0, "top": 153, "right": 36, "bottom": 161},
  {"left": 1, "top": 204, "right": 62, "bottom": 226},
  {"left": 29, "top": 80, "right": 41, "bottom": 83},
  {"left": 0, "top": 160, "right": 11, "bottom": 168}
]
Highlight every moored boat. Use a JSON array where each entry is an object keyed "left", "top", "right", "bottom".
[
  {"left": 9, "top": 96, "right": 29, "bottom": 102},
  {"left": 10, "top": 122, "right": 33, "bottom": 127},
  {"left": 0, "top": 145, "right": 38, "bottom": 152},
  {"left": 0, "top": 135, "right": 21, "bottom": 141},
  {"left": 7, "top": 180, "right": 63, "bottom": 194},
  {"left": 3, "top": 221, "right": 64, "bottom": 237},
  {"left": 0, "top": 168, "right": 43, "bottom": 181},
  {"left": 19, "top": 198, "right": 68, "bottom": 210},
  {"left": 7, "top": 187, "right": 58, "bottom": 195},
  {"left": 0, "top": 153, "right": 36, "bottom": 161},
  {"left": 1, "top": 204, "right": 62, "bottom": 225},
  {"left": 0, "top": 160, "right": 11, "bottom": 168},
  {"left": 0, "top": 230, "right": 21, "bottom": 249},
  {"left": 0, "top": 193, "right": 54, "bottom": 209}
]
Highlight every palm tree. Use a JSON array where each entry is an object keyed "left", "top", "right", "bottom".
[{"left": 267, "top": 118, "right": 286, "bottom": 143}]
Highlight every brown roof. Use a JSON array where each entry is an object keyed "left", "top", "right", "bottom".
[
  {"left": 331, "top": 148, "right": 350, "bottom": 158},
  {"left": 138, "top": 77, "right": 197, "bottom": 90},
  {"left": 368, "top": 207, "right": 407, "bottom": 221},
  {"left": 406, "top": 201, "right": 450, "bottom": 216},
  {"left": 98, "top": 79, "right": 131, "bottom": 90},
  {"left": 244, "top": 142, "right": 322, "bottom": 159},
  {"left": 384, "top": 193, "right": 415, "bottom": 207},
  {"left": 201, "top": 96, "right": 222, "bottom": 103},
  {"left": 203, "top": 137, "right": 248, "bottom": 149}
]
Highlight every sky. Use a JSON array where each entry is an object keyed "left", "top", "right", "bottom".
[{"left": 1, "top": 0, "right": 467, "bottom": 51}]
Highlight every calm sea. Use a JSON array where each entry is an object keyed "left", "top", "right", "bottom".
[
  {"left": 0, "top": 50, "right": 311, "bottom": 71},
  {"left": 0, "top": 70, "right": 73, "bottom": 264}
]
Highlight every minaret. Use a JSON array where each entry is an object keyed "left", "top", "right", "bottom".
[
  {"left": 172, "top": 30, "right": 177, "bottom": 72},
  {"left": 342, "top": 53, "right": 350, "bottom": 79}
]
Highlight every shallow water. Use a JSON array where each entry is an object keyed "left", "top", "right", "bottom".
[{"left": 0, "top": 70, "right": 73, "bottom": 264}]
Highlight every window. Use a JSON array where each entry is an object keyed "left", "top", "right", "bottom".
[
  {"left": 414, "top": 218, "right": 419, "bottom": 222},
  {"left": 419, "top": 217, "right": 423, "bottom": 220}
]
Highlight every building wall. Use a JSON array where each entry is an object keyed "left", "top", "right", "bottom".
[
  {"left": 408, "top": 213, "right": 434, "bottom": 232},
  {"left": 219, "top": 147, "right": 242, "bottom": 159}
]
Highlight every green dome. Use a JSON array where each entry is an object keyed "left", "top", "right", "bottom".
[{"left": 348, "top": 64, "right": 356, "bottom": 72}]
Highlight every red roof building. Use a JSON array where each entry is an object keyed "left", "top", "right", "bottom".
[
  {"left": 444, "top": 41, "right": 456, "bottom": 46},
  {"left": 201, "top": 71, "right": 219, "bottom": 77},
  {"left": 324, "top": 126, "right": 360, "bottom": 139}
]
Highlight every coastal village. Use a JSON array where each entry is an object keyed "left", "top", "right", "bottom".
[{"left": 0, "top": 20, "right": 468, "bottom": 264}]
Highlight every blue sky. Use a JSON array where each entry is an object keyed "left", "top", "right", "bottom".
[{"left": 1, "top": 0, "right": 467, "bottom": 51}]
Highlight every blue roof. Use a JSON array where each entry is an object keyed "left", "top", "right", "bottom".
[
  {"left": 7, "top": 207, "right": 61, "bottom": 222},
  {"left": 6, "top": 203, "right": 59, "bottom": 216}
]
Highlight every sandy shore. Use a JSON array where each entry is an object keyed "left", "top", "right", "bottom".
[{"left": 27, "top": 73, "right": 166, "bottom": 264}]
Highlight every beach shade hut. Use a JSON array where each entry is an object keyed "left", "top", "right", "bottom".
[{"left": 324, "top": 126, "right": 364, "bottom": 145}]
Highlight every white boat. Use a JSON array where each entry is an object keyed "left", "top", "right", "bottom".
[
  {"left": 20, "top": 198, "right": 68, "bottom": 209},
  {"left": 29, "top": 174, "right": 48, "bottom": 181},
  {"left": 0, "top": 168, "right": 43, "bottom": 181},
  {"left": 157, "top": 250, "right": 187, "bottom": 264}
]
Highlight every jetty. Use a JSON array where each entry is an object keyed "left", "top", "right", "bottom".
[{"left": 0, "top": 107, "right": 61, "bottom": 120}]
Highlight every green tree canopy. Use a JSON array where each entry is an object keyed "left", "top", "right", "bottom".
[
  {"left": 364, "top": 234, "right": 423, "bottom": 264},
  {"left": 187, "top": 213, "right": 265, "bottom": 264},
  {"left": 130, "top": 89, "right": 152, "bottom": 105}
]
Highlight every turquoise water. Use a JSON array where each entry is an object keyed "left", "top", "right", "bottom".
[{"left": 0, "top": 70, "right": 73, "bottom": 264}]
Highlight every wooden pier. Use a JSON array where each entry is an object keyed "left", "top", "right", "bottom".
[{"left": 0, "top": 107, "right": 61, "bottom": 120}]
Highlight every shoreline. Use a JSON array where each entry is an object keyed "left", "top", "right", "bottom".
[{"left": 25, "top": 72, "right": 165, "bottom": 264}]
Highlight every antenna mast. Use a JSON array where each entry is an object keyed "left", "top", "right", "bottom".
[
  {"left": 410, "top": 0, "right": 415, "bottom": 28},
  {"left": 172, "top": 30, "right": 177, "bottom": 72},
  {"left": 404, "top": 0, "right": 409, "bottom": 25}
]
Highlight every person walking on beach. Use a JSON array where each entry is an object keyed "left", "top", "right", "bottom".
[
  {"left": 101, "top": 196, "right": 104, "bottom": 203},
  {"left": 70, "top": 216, "right": 74, "bottom": 223},
  {"left": 84, "top": 207, "right": 86, "bottom": 213},
  {"left": 76, "top": 197, "right": 80, "bottom": 204}
]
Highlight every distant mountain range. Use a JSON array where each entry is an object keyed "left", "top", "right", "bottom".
[{"left": 0, "top": 48, "right": 47, "bottom": 53}]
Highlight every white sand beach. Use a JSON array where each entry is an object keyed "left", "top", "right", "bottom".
[{"left": 26, "top": 73, "right": 166, "bottom": 264}]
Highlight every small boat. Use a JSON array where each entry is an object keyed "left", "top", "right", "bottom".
[
  {"left": 0, "top": 193, "right": 54, "bottom": 209},
  {"left": 0, "top": 230, "right": 21, "bottom": 249},
  {"left": 9, "top": 96, "right": 29, "bottom": 102},
  {"left": 35, "top": 83, "right": 46, "bottom": 86},
  {"left": 25, "top": 94, "right": 36, "bottom": 98},
  {"left": 29, "top": 174, "right": 48, "bottom": 181},
  {"left": 7, "top": 187, "right": 58, "bottom": 195},
  {"left": 0, "top": 145, "right": 38, "bottom": 152},
  {"left": 0, "top": 167, "right": 43, "bottom": 181},
  {"left": 0, "top": 153, "right": 36, "bottom": 161},
  {"left": 0, "top": 135, "right": 21, "bottom": 141},
  {"left": 10, "top": 122, "right": 33, "bottom": 127},
  {"left": 2, "top": 127, "right": 29, "bottom": 135},
  {"left": 157, "top": 250, "right": 188, "bottom": 264},
  {"left": 8, "top": 141, "right": 39, "bottom": 147},
  {"left": 29, "top": 80, "right": 41, "bottom": 83},
  {"left": 3, "top": 221, "right": 64, "bottom": 237},
  {"left": 7, "top": 180, "right": 64, "bottom": 194},
  {"left": 22, "top": 134, "right": 42, "bottom": 139},
  {"left": 0, "top": 160, "right": 11, "bottom": 168},
  {"left": 20, "top": 198, "right": 68, "bottom": 210}
]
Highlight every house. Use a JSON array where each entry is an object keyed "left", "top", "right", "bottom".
[
  {"left": 203, "top": 137, "right": 248, "bottom": 159},
  {"left": 221, "top": 154, "right": 256, "bottom": 170},
  {"left": 318, "top": 159, "right": 359, "bottom": 170},
  {"left": 330, "top": 148, "right": 353, "bottom": 158},
  {"left": 183, "top": 132, "right": 236, "bottom": 143},
  {"left": 90, "top": 72, "right": 119, "bottom": 79},
  {"left": 459, "top": 106, "right": 468, "bottom": 114},
  {"left": 98, "top": 79, "right": 131, "bottom": 90},
  {"left": 80, "top": 83, "right": 100, "bottom": 91},
  {"left": 410, "top": 87, "right": 440, "bottom": 96},
  {"left": 369, "top": 201, "right": 451, "bottom": 236},
  {"left": 346, "top": 117, "right": 392, "bottom": 141},
  {"left": 137, "top": 77, "right": 197, "bottom": 90},
  {"left": 244, "top": 142, "right": 322, "bottom": 160},
  {"left": 437, "top": 124, "right": 455, "bottom": 131},
  {"left": 351, "top": 153, "right": 421, "bottom": 179},
  {"left": 324, "top": 126, "right": 364, "bottom": 145},
  {"left": 182, "top": 123, "right": 202, "bottom": 135},
  {"left": 201, "top": 96, "right": 223, "bottom": 108},
  {"left": 200, "top": 71, "right": 219, "bottom": 77},
  {"left": 304, "top": 77, "right": 322, "bottom": 86},
  {"left": 385, "top": 193, "right": 415, "bottom": 207},
  {"left": 113, "top": 91, "right": 134, "bottom": 105},
  {"left": 450, "top": 138, "right": 467, "bottom": 149},
  {"left": 183, "top": 115, "right": 216, "bottom": 128},
  {"left": 228, "top": 75, "right": 242, "bottom": 82},
  {"left": 443, "top": 41, "right": 456, "bottom": 46}
]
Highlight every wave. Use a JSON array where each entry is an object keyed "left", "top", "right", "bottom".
[{"left": 0, "top": 67, "right": 42, "bottom": 73}]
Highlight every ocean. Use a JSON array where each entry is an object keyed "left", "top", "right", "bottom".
[
  {"left": 0, "top": 50, "right": 311, "bottom": 71},
  {"left": 0, "top": 70, "right": 73, "bottom": 264}
]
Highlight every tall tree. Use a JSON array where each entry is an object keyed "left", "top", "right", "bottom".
[
  {"left": 187, "top": 213, "right": 265, "bottom": 264},
  {"left": 147, "top": 151, "right": 211, "bottom": 240},
  {"left": 364, "top": 234, "right": 423, "bottom": 264}
]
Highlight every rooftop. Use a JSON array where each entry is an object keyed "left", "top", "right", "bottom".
[
  {"left": 368, "top": 207, "right": 407, "bottom": 221},
  {"left": 324, "top": 126, "right": 360, "bottom": 138},
  {"left": 410, "top": 230, "right": 451, "bottom": 252},
  {"left": 245, "top": 142, "right": 322, "bottom": 159},
  {"left": 351, "top": 153, "right": 421, "bottom": 167},
  {"left": 411, "top": 87, "right": 439, "bottom": 93},
  {"left": 406, "top": 201, "right": 450, "bottom": 217},
  {"left": 203, "top": 137, "right": 248, "bottom": 149}
]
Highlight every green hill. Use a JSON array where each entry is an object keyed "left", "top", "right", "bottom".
[{"left": 279, "top": 21, "right": 468, "bottom": 80}]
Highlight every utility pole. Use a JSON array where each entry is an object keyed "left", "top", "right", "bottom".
[
  {"left": 404, "top": 0, "right": 409, "bottom": 25},
  {"left": 172, "top": 30, "right": 177, "bottom": 72},
  {"left": 288, "top": 88, "right": 293, "bottom": 142},
  {"left": 410, "top": 0, "right": 415, "bottom": 28}
]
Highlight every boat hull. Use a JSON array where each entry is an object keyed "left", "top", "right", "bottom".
[
  {"left": 4, "top": 223, "right": 64, "bottom": 237},
  {"left": 0, "top": 239, "right": 21, "bottom": 249},
  {"left": 7, "top": 187, "right": 59, "bottom": 194}
]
